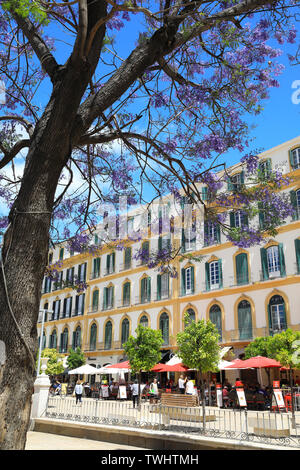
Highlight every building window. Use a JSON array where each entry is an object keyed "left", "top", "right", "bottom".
[
  {"left": 106, "top": 253, "right": 115, "bottom": 274},
  {"left": 60, "top": 328, "right": 68, "bottom": 353},
  {"left": 49, "top": 329, "right": 57, "bottom": 349},
  {"left": 261, "top": 244, "right": 286, "bottom": 280},
  {"left": 209, "top": 305, "right": 222, "bottom": 340},
  {"left": 92, "top": 290, "right": 99, "bottom": 312},
  {"left": 73, "top": 326, "right": 81, "bottom": 349},
  {"left": 204, "top": 220, "right": 220, "bottom": 246},
  {"left": 290, "top": 147, "right": 300, "bottom": 170},
  {"left": 66, "top": 267, "right": 74, "bottom": 286},
  {"left": 43, "top": 277, "right": 52, "bottom": 293},
  {"left": 228, "top": 172, "right": 244, "bottom": 191},
  {"left": 52, "top": 300, "right": 61, "bottom": 320},
  {"left": 205, "top": 260, "right": 222, "bottom": 291},
  {"left": 184, "top": 308, "right": 195, "bottom": 328},
  {"left": 103, "top": 286, "right": 114, "bottom": 310},
  {"left": 121, "top": 318, "right": 130, "bottom": 346},
  {"left": 237, "top": 300, "right": 252, "bottom": 340},
  {"left": 181, "top": 266, "right": 195, "bottom": 296},
  {"left": 90, "top": 323, "right": 97, "bottom": 351},
  {"left": 92, "top": 257, "right": 101, "bottom": 279},
  {"left": 290, "top": 189, "right": 300, "bottom": 221},
  {"left": 75, "top": 293, "right": 85, "bottom": 316},
  {"left": 235, "top": 253, "right": 249, "bottom": 285},
  {"left": 295, "top": 239, "right": 300, "bottom": 274},
  {"left": 78, "top": 263, "right": 87, "bottom": 282},
  {"left": 230, "top": 211, "right": 248, "bottom": 229},
  {"left": 124, "top": 247, "right": 132, "bottom": 270},
  {"left": 62, "top": 297, "right": 72, "bottom": 318},
  {"left": 157, "top": 272, "right": 169, "bottom": 300},
  {"left": 140, "top": 315, "right": 149, "bottom": 328},
  {"left": 258, "top": 159, "right": 272, "bottom": 179},
  {"left": 141, "top": 241, "right": 150, "bottom": 265},
  {"left": 268, "top": 295, "right": 287, "bottom": 335},
  {"left": 123, "top": 282, "right": 131, "bottom": 306},
  {"left": 59, "top": 248, "right": 64, "bottom": 260},
  {"left": 104, "top": 321, "right": 112, "bottom": 350},
  {"left": 141, "top": 277, "right": 151, "bottom": 303},
  {"left": 159, "top": 312, "right": 169, "bottom": 346}
]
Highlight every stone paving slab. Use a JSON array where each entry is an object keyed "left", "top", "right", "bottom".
[{"left": 25, "top": 431, "right": 147, "bottom": 450}]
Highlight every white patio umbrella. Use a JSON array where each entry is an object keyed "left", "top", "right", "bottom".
[{"left": 68, "top": 364, "right": 99, "bottom": 375}]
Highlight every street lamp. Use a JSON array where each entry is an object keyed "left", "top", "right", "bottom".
[{"left": 36, "top": 309, "right": 53, "bottom": 376}]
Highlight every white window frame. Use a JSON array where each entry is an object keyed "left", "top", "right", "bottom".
[
  {"left": 267, "top": 245, "right": 280, "bottom": 277},
  {"left": 209, "top": 261, "right": 220, "bottom": 290},
  {"left": 292, "top": 148, "right": 300, "bottom": 169},
  {"left": 271, "top": 303, "right": 286, "bottom": 332}
]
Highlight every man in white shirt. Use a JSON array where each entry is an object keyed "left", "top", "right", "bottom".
[
  {"left": 178, "top": 375, "right": 186, "bottom": 394},
  {"left": 74, "top": 381, "right": 83, "bottom": 404},
  {"left": 131, "top": 380, "right": 139, "bottom": 408}
]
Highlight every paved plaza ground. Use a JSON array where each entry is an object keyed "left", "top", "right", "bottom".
[{"left": 25, "top": 431, "right": 147, "bottom": 450}]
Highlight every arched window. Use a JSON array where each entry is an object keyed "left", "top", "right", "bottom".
[
  {"left": 268, "top": 295, "right": 287, "bottom": 335},
  {"left": 104, "top": 321, "right": 112, "bottom": 350},
  {"left": 184, "top": 308, "right": 195, "bottom": 328},
  {"left": 90, "top": 323, "right": 97, "bottom": 351},
  {"left": 73, "top": 326, "right": 81, "bottom": 349},
  {"left": 238, "top": 300, "right": 252, "bottom": 340},
  {"left": 159, "top": 312, "right": 169, "bottom": 346},
  {"left": 49, "top": 329, "right": 57, "bottom": 349},
  {"left": 140, "top": 315, "right": 149, "bottom": 328},
  {"left": 60, "top": 328, "right": 68, "bottom": 353},
  {"left": 209, "top": 305, "right": 222, "bottom": 341},
  {"left": 121, "top": 318, "right": 130, "bottom": 345}
]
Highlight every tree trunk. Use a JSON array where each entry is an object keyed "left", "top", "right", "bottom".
[{"left": 0, "top": 50, "right": 105, "bottom": 448}]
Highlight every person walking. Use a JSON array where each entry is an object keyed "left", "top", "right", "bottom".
[
  {"left": 149, "top": 378, "right": 159, "bottom": 403},
  {"left": 74, "top": 380, "right": 83, "bottom": 405},
  {"left": 131, "top": 380, "right": 139, "bottom": 409}
]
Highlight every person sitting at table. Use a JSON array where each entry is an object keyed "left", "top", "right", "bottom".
[
  {"left": 186, "top": 377, "right": 196, "bottom": 395},
  {"left": 222, "top": 386, "right": 229, "bottom": 408},
  {"left": 235, "top": 377, "right": 243, "bottom": 388}
]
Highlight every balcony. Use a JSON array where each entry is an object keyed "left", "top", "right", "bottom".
[{"left": 119, "top": 262, "right": 132, "bottom": 272}]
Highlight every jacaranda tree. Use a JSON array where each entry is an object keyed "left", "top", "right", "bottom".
[{"left": 0, "top": 0, "right": 298, "bottom": 449}]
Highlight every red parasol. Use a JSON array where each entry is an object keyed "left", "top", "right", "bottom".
[{"left": 224, "top": 356, "right": 281, "bottom": 369}]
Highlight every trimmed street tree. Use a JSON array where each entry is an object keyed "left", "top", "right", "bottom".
[
  {"left": 0, "top": 0, "right": 298, "bottom": 448},
  {"left": 66, "top": 347, "right": 86, "bottom": 371},
  {"left": 268, "top": 329, "right": 300, "bottom": 425},
  {"left": 176, "top": 317, "right": 220, "bottom": 429},
  {"left": 123, "top": 325, "right": 164, "bottom": 407},
  {"left": 38, "top": 348, "right": 65, "bottom": 376}
]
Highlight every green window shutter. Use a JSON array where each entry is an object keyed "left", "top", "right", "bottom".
[
  {"left": 103, "top": 287, "right": 107, "bottom": 310},
  {"left": 59, "top": 333, "right": 63, "bottom": 353},
  {"left": 92, "top": 290, "right": 99, "bottom": 311},
  {"left": 227, "top": 177, "right": 233, "bottom": 192},
  {"left": 218, "top": 259, "right": 223, "bottom": 288},
  {"left": 266, "top": 158, "right": 272, "bottom": 175},
  {"left": 205, "top": 262, "right": 210, "bottom": 291},
  {"left": 230, "top": 212, "right": 235, "bottom": 228},
  {"left": 158, "top": 236, "right": 162, "bottom": 251},
  {"left": 181, "top": 268, "right": 186, "bottom": 295},
  {"left": 202, "top": 187, "right": 208, "bottom": 201},
  {"left": 112, "top": 252, "right": 115, "bottom": 271},
  {"left": 236, "top": 253, "right": 249, "bottom": 285},
  {"left": 240, "top": 170, "right": 245, "bottom": 185},
  {"left": 260, "top": 248, "right": 269, "bottom": 280},
  {"left": 106, "top": 255, "right": 110, "bottom": 272},
  {"left": 72, "top": 331, "right": 76, "bottom": 350},
  {"left": 111, "top": 287, "right": 114, "bottom": 307},
  {"left": 191, "top": 266, "right": 195, "bottom": 293},
  {"left": 295, "top": 239, "right": 300, "bottom": 273},
  {"left": 289, "top": 149, "right": 295, "bottom": 169},
  {"left": 125, "top": 247, "right": 131, "bottom": 268},
  {"left": 243, "top": 212, "right": 249, "bottom": 227},
  {"left": 157, "top": 274, "right": 161, "bottom": 300},
  {"left": 267, "top": 303, "right": 272, "bottom": 335},
  {"left": 147, "top": 277, "right": 151, "bottom": 301},
  {"left": 216, "top": 224, "right": 221, "bottom": 243},
  {"left": 278, "top": 243, "right": 286, "bottom": 277},
  {"left": 290, "top": 190, "right": 298, "bottom": 220},
  {"left": 181, "top": 228, "right": 186, "bottom": 252}
]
